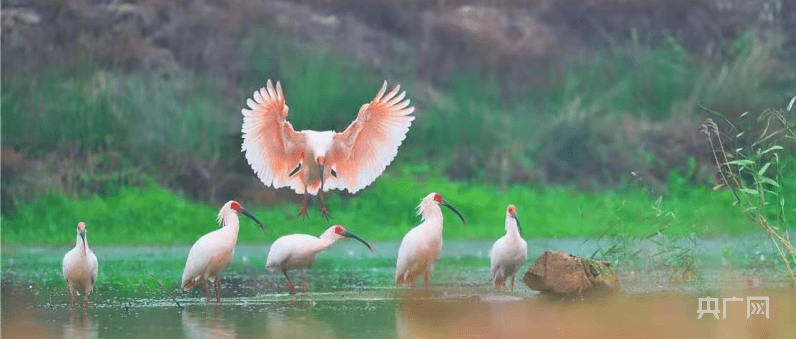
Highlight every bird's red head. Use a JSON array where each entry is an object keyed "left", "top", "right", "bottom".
[
  {"left": 334, "top": 225, "right": 346, "bottom": 236},
  {"left": 433, "top": 193, "right": 443, "bottom": 204},
  {"left": 507, "top": 204, "right": 517, "bottom": 214},
  {"left": 77, "top": 222, "right": 86, "bottom": 232},
  {"left": 230, "top": 201, "right": 242, "bottom": 213},
  {"left": 316, "top": 156, "right": 326, "bottom": 165}
]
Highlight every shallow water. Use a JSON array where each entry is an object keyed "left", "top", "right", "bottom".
[{"left": 2, "top": 238, "right": 794, "bottom": 338}]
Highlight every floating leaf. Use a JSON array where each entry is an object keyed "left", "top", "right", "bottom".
[
  {"left": 788, "top": 96, "right": 796, "bottom": 112},
  {"left": 740, "top": 111, "right": 749, "bottom": 118},
  {"left": 736, "top": 131, "right": 745, "bottom": 138}
]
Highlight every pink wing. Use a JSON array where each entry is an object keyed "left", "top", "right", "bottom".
[
  {"left": 241, "top": 80, "right": 307, "bottom": 193},
  {"left": 325, "top": 81, "right": 415, "bottom": 193}
]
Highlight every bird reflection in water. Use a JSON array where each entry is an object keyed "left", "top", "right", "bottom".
[
  {"left": 181, "top": 306, "right": 237, "bottom": 339},
  {"left": 64, "top": 308, "right": 98, "bottom": 339},
  {"left": 265, "top": 307, "right": 336, "bottom": 339}
]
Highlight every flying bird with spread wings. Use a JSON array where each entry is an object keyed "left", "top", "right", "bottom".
[{"left": 241, "top": 80, "right": 415, "bottom": 219}]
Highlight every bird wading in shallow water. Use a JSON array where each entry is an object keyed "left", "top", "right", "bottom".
[
  {"left": 266, "top": 225, "right": 373, "bottom": 294},
  {"left": 181, "top": 201, "right": 265, "bottom": 304},
  {"left": 63, "top": 222, "right": 98, "bottom": 308},
  {"left": 489, "top": 204, "right": 527, "bottom": 292},
  {"left": 241, "top": 80, "right": 415, "bottom": 220},
  {"left": 395, "top": 193, "right": 466, "bottom": 291}
]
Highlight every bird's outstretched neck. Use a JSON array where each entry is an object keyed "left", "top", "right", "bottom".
[
  {"left": 315, "top": 233, "right": 341, "bottom": 253},
  {"left": 221, "top": 212, "right": 241, "bottom": 235}
]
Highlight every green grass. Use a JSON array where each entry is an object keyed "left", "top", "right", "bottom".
[
  {"left": 1, "top": 30, "right": 788, "bottom": 248},
  {"left": 242, "top": 31, "right": 382, "bottom": 133},
  {"left": 2, "top": 31, "right": 781, "bottom": 184},
  {"left": 1, "top": 66, "right": 229, "bottom": 158},
  {"left": 2, "top": 168, "right": 756, "bottom": 247}
]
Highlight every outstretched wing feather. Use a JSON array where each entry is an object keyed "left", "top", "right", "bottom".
[
  {"left": 241, "top": 80, "right": 306, "bottom": 194},
  {"left": 325, "top": 82, "right": 415, "bottom": 193}
]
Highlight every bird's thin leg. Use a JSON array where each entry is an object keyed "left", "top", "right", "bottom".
[
  {"left": 83, "top": 295, "right": 88, "bottom": 308},
  {"left": 318, "top": 190, "right": 331, "bottom": 220},
  {"left": 204, "top": 280, "right": 211, "bottom": 303},
  {"left": 214, "top": 279, "right": 221, "bottom": 304},
  {"left": 510, "top": 276, "right": 515, "bottom": 292},
  {"left": 301, "top": 270, "right": 308, "bottom": 292},
  {"left": 70, "top": 292, "right": 76, "bottom": 309},
  {"left": 423, "top": 271, "right": 430, "bottom": 293},
  {"left": 298, "top": 191, "right": 309, "bottom": 219},
  {"left": 283, "top": 270, "right": 296, "bottom": 295}
]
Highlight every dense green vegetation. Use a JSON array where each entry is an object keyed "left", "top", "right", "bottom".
[
  {"left": 3, "top": 167, "right": 758, "bottom": 246},
  {"left": 2, "top": 25, "right": 793, "bottom": 247}
]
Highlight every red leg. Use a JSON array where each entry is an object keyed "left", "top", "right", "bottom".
[
  {"left": 83, "top": 295, "right": 88, "bottom": 308},
  {"left": 283, "top": 270, "right": 296, "bottom": 295},
  {"left": 298, "top": 192, "right": 309, "bottom": 219},
  {"left": 318, "top": 190, "right": 331, "bottom": 220},
  {"left": 214, "top": 279, "right": 221, "bottom": 304},
  {"left": 204, "top": 280, "right": 210, "bottom": 303},
  {"left": 423, "top": 271, "right": 430, "bottom": 292},
  {"left": 70, "top": 292, "right": 76, "bottom": 309}
]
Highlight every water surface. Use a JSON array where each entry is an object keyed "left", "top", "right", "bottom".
[{"left": 3, "top": 237, "right": 794, "bottom": 338}]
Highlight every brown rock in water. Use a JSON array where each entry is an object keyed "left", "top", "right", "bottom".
[{"left": 523, "top": 251, "right": 621, "bottom": 297}]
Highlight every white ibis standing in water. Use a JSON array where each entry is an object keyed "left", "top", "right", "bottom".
[
  {"left": 266, "top": 225, "right": 373, "bottom": 294},
  {"left": 241, "top": 80, "right": 415, "bottom": 220},
  {"left": 63, "top": 222, "right": 99, "bottom": 308},
  {"left": 489, "top": 204, "right": 527, "bottom": 292},
  {"left": 181, "top": 200, "right": 265, "bottom": 304},
  {"left": 395, "top": 193, "right": 466, "bottom": 290}
]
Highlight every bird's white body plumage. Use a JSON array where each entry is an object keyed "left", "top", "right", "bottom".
[
  {"left": 181, "top": 202, "right": 241, "bottom": 290},
  {"left": 302, "top": 130, "right": 336, "bottom": 161},
  {"left": 265, "top": 227, "right": 343, "bottom": 272},
  {"left": 395, "top": 193, "right": 445, "bottom": 286},
  {"left": 62, "top": 232, "right": 98, "bottom": 298},
  {"left": 241, "top": 80, "right": 415, "bottom": 197},
  {"left": 489, "top": 207, "right": 527, "bottom": 289}
]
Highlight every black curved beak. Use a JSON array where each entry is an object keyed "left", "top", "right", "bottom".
[
  {"left": 441, "top": 200, "right": 467, "bottom": 225},
  {"left": 343, "top": 230, "right": 374, "bottom": 252},
  {"left": 240, "top": 208, "right": 266, "bottom": 234},
  {"left": 80, "top": 231, "right": 87, "bottom": 256},
  {"left": 319, "top": 163, "right": 326, "bottom": 190},
  {"left": 511, "top": 211, "right": 522, "bottom": 237},
  {"left": 289, "top": 162, "right": 302, "bottom": 177}
]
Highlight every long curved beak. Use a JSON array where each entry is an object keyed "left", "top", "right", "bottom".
[
  {"left": 80, "top": 232, "right": 87, "bottom": 256},
  {"left": 441, "top": 200, "right": 467, "bottom": 225},
  {"left": 319, "top": 163, "right": 325, "bottom": 190},
  {"left": 512, "top": 212, "right": 522, "bottom": 237},
  {"left": 240, "top": 208, "right": 267, "bottom": 233},
  {"left": 343, "top": 230, "right": 374, "bottom": 252}
]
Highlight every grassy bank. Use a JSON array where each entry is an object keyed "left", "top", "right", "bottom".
[
  {"left": 2, "top": 27, "right": 791, "bottom": 248},
  {"left": 2, "top": 168, "right": 754, "bottom": 247}
]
